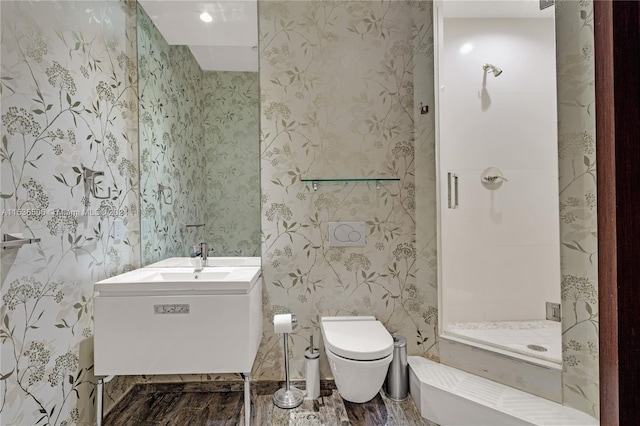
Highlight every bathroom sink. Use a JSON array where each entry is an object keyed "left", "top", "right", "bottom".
[
  {"left": 147, "top": 256, "right": 261, "bottom": 268},
  {"left": 94, "top": 266, "right": 261, "bottom": 296}
]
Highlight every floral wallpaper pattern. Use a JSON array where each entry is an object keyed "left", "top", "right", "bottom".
[
  {"left": 202, "top": 71, "right": 261, "bottom": 257},
  {"left": 412, "top": 1, "right": 439, "bottom": 367},
  {"left": 258, "top": 0, "right": 436, "bottom": 380},
  {"left": 258, "top": 0, "right": 598, "bottom": 419},
  {"left": 138, "top": 6, "right": 261, "bottom": 263},
  {"left": 556, "top": 0, "right": 599, "bottom": 418},
  {"left": 0, "top": 1, "right": 139, "bottom": 425},
  {"left": 137, "top": 5, "right": 207, "bottom": 266},
  {"left": 0, "top": 0, "right": 599, "bottom": 423}
]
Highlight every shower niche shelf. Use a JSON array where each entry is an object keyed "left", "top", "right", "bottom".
[{"left": 301, "top": 178, "right": 400, "bottom": 191}]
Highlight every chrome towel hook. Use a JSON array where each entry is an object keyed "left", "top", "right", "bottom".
[{"left": 83, "top": 167, "right": 112, "bottom": 199}]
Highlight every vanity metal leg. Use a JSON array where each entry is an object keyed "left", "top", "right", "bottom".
[
  {"left": 96, "top": 378, "right": 104, "bottom": 426},
  {"left": 96, "top": 375, "right": 114, "bottom": 426},
  {"left": 242, "top": 373, "right": 251, "bottom": 426}
]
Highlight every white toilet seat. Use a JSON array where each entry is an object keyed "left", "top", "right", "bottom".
[{"left": 321, "top": 316, "right": 394, "bottom": 361}]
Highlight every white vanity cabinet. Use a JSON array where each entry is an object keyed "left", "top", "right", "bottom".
[
  {"left": 93, "top": 264, "right": 262, "bottom": 426},
  {"left": 93, "top": 266, "right": 262, "bottom": 376}
]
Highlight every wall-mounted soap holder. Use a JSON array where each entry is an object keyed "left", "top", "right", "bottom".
[
  {"left": 158, "top": 184, "right": 173, "bottom": 205},
  {"left": 83, "top": 167, "right": 112, "bottom": 199}
]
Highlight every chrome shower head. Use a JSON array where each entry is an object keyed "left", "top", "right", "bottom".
[{"left": 482, "top": 63, "right": 503, "bottom": 77}]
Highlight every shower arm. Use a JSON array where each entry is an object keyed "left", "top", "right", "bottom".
[{"left": 482, "top": 63, "right": 503, "bottom": 76}]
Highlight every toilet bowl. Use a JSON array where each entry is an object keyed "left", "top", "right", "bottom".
[{"left": 320, "top": 316, "right": 394, "bottom": 403}]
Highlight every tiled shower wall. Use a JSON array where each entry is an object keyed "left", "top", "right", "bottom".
[
  {"left": 0, "top": 1, "right": 598, "bottom": 424},
  {"left": 439, "top": 17, "right": 561, "bottom": 324}
]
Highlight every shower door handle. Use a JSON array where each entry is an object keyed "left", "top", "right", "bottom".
[{"left": 447, "top": 172, "right": 459, "bottom": 209}]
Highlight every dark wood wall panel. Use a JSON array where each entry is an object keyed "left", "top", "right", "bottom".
[
  {"left": 594, "top": 0, "right": 618, "bottom": 424},
  {"left": 612, "top": 1, "right": 640, "bottom": 424},
  {"left": 595, "top": 1, "right": 640, "bottom": 424}
]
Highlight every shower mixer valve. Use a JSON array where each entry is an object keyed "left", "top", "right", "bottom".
[
  {"left": 480, "top": 167, "right": 508, "bottom": 189},
  {"left": 483, "top": 175, "right": 508, "bottom": 183}
]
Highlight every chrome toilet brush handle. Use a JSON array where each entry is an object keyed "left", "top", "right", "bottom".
[{"left": 273, "top": 315, "right": 304, "bottom": 409}]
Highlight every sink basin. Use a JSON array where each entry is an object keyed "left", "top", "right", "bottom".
[
  {"left": 94, "top": 266, "right": 261, "bottom": 296},
  {"left": 147, "top": 256, "right": 260, "bottom": 268}
]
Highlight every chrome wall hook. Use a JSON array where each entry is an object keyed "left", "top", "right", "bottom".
[{"left": 83, "top": 167, "right": 112, "bottom": 199}]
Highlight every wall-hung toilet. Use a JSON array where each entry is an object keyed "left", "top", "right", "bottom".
[{"left": 320, "top": 316, "right": 394, "bottom": 403}]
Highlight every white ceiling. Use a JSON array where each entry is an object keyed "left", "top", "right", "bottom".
[
  {"left": 138, "top": 0, "right": 551, "bottom": 71},
  {"left": 443, "top": 0, "right": 554, "bottom": 19},
  {"left": 138, "top": 0, "right": 258, "bottom": 72}
]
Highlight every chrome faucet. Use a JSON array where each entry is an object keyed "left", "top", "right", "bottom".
[{"left": 192, "top": 242, "right": 210, "bottom": 270}]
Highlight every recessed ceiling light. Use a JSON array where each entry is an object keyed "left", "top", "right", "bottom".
[{"left": 200, "top": 11, "right": 213, "bottom": 23}]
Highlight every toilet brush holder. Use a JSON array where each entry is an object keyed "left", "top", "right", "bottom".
[
  {"left": 273, "top": 315, "right": 304, "bottom": 409},
  {"left": 304, "top": 335, "right": 320, "bottom": 400}
]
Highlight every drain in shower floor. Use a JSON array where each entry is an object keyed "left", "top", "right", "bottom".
[{"left": 527, "top": 344, "right": 548, "bottom": 352}]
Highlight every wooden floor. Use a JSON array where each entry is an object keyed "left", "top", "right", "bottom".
[{"left": 104, "top": 380, "right": 437, "bottom": 425}]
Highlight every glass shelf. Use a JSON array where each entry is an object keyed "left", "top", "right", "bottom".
[{"left": 301, "top": 178, "right": 400, "bottom": 191}]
